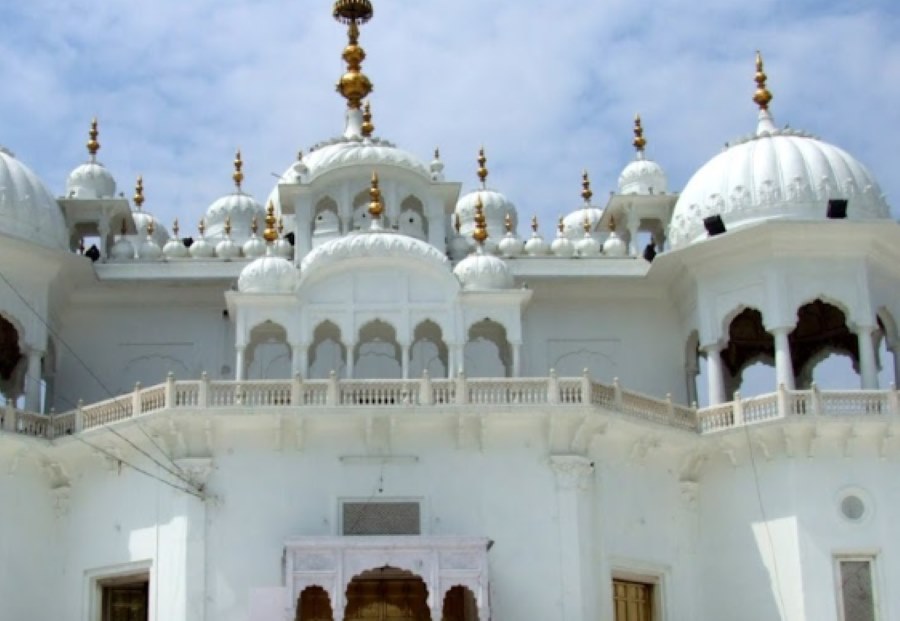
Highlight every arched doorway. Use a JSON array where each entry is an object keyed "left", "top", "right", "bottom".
[
  {"left": 722, "top": 308, "right": 775, "bottom": 397},
  {"left": 309, "top": 321, "right": 347, "bottom": 379},
  {"left": 344, "top": 567, "right": 431, "bottom": 621},
  {"left": 297, "top": 585, "right": 334, "bottom": 621},
  {"left": 442, "top": 585, "right": 479, "bottom": 621},
  {"left": 464, "top": 319, "right": 511, "bottom": 378},
  {"left": 246, "top": 321, "right": 291, "bottom": 380},
  {"left": 354, "top": 320, "right": 402, "bottom": 379},
  {"left": 0, "top": 314, "right": 25, "bottom": 406},
  {"left": 410, "top": 320, "right": 448, "bottom": 378},
  {"left": 791, "top": 300, "right": 858, "bottom": 389}
]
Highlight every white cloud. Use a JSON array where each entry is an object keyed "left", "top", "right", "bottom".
[{"left": 0, "top": 0, "right": 897, "bottom": 232}]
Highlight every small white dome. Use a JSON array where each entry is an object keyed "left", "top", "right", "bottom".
[
  {"left": 0, "top": 147, "right": 68, "bottom": 250},
  {"left": 66, "top": 162, "right": 117, "bottom": 199},
  {"left": 110, "top": 237, "right": 135, "bottom": 261},
  {"left": 215, "top": 237, "right": 241, "bottom": 260},
  {"left": 603, "top": 230, "right": 628, "bottom": 257},
  {"left": 163, "top": 237, "right": 189, "bottom": 259},
  {"left": 238, "top": 251, "right": 298, "bottom": 294},
  {"left": 670, "top": 110, "right": 890, "bottom": 249},
  {"left": 447, "top": 232, "right": 471, "bottom": 262},
  {"left": 455, "top": 190, "right": 517, "bottom": 251},
  {"left": 132, "top": 211, "right": 169, "bottom": 245},
  {"left": 524, "top": 232, "right": 548, "bottom": 257},
  {"left": 137, "top": 236, "right": 162, "bottom": 261},
  {"left": 242, "top": 233, "right": 266, "bottom": 259},
  {"left": 576, "top": 234, "right": 601, "bottom": 257},
  {"left": 189, "top": 237, "right": 215, "bottom": 259},
  {"left": 498, "top": 232, "right": 523, "bottom": 258},
  {"left": 618, "top": 154, "right": 667, "bottom": 195},
  {"left": 562, "top": 207, "right": 603, "bottom": 240},
  {"left": 453, "top": 247, "right": 514, "bottom": 290},
  {"left": 205, "top": 192, "right": 265, "bottom": 243},
  {"left": 274, "top": 238, "right": 293, "bottom": 259},
  {"left": 551, "top": 229, "right": 575, "bottom": 258}
]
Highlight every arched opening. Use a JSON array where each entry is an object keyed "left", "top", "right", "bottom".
[
  {"left": 344, "top": 567, "right": 431, "bottom": 621},
  {"left": 790, "top": 300, "right": 858, "bottom": 389},
  {"left": 352, "top": 190, "right": 374, "bottom": 231},
  {"left": 464, "top": 319, "right": 511, "bottom": 378},
  {"left": 410, "top": 320, "right": 448, "bottom": 378},
  {"left": 0, "top": 314, "right": 25, "bottom": 406},
  {"left": 296, "top": 585, "right": 333, "bottom": 621},
  {"left": 722, "top": 308, "right": 775, "bottom": 397},
  {"left": 399, "top": 196, "right": 427, "bottom": 240},
  {"left": 246, "top": 321, "right": 291, "bottom": 380},
  {"left": 354, "top": 320, "right": 401, "bottom": 379},
  {"left": 442, "top": 585, "right": 479, "bottom": 621},
  {"left": 313, "top": 197, "right": 341, "bottom": 246},
  {"left": 309, "top": 321, "right": 347, "bottom": 380}
]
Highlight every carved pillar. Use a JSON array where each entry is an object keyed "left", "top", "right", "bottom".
[
  {"left": 703, "top": 344, "right": 726, "bottom": 405},
  {"left": 771, "top": 326, "right": 795, "bottom": 390},
  {"left": 235, "top": 346, "right": 246, "bottom": 381},
  {"left": 550, "top": 455, "right": 597, "bottom": 621},
  {"left": 24, "top": 348, "right": 43, "bottom": 413},
  {"left": 857, "top": 325, "right": 879, "bottom": 389}
]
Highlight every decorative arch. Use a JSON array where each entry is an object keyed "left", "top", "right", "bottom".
[
  {"left": 399, "top": 195, "right": 427, "bottom": 240},
  {"left": 309, "top": 320, "right": 347, "bottom": 380},
  {"left": 410, "top": 319, "right": 448, "bottom": 378},
  {"left": 312, "top": 197, "right": 341, "bottom": 242},
  {"left": 344, "top": 567, "right": 431, "bottom": 621},
  {"left": 296, "top": 585, "right": 333, "bottom": 621},
  {"left": 789, "top": 299, "right": 856, "bottom": 389},
  {"left": 352, "top": 189, "right": 374, "bottom": 231},
  {"left": 354, "top": 319, "right": 401, "bottom": 379},
  {"left": 465, "top": 319, "right": 511, "bottom": 378},
  {"left": 442, "top": 585, "right": 480, "bottom": 621},
  {"left": 246, "top": 321, "right": 291, "bottom": 380}
]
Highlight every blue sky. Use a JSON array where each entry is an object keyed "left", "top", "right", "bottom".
[{"left": 0, "top": 0, "right": 897, "bottom": 235}]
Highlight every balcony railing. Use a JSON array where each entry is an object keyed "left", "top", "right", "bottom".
[{"left": 2, "top": 374, "right": 898, "bottom": 440}]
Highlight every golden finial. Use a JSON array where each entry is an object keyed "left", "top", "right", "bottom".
[
  {"left": 472, "top": 195, "right": 488, "bottom": 245},
  {"left": 224, "top": 216, "right": 232, "bottom": 237},
  {"left": 454, "top": 213, "right": 461, "bottom": 234},
  {"left": 608, "top": 215, "right": 617, "bottom": 232},
  {"left": 633, "top": 115, "right": 647, "bottom": 152},
  {"left": 361, "top": 100, "right": 374, "bottom": 137},
  {"left": 133, "top": 175, "right": 145, "bottom": 209},
  {"left": 434, "top": 147, "right": 440, "bottom": 160},
  {"left": 753, "top": 50, "right": 773, "bottom": 111},
  {"left": 233, "top": 149, "right": 244, "bottom": 190},
  {"left": 368, "top": 171, "right": 384, "bottom": 218},
  {"left": 558, "top": 215, "right": 565, "bottom": 234},
  {"left": 477, "top": 147, "right": 488, "bottom": 188},
  {"left": 277, "top": 217, "right": 285, "bottom": 236},
  {"left": 87, "top": 118, "right": 100, "bottom": 159},
  {"left": 263, "top": 201, "right": 278, "bottom": 243},
  {"left": 198, "top": 219, "right": 206, "bottom": 236},
  {"left": 334, "top": 0, "right": 374, "bottom": 110},
  {"left": 531, "top": 216, "right": 539, "bottom": 233},
  {"left": 146, "top": 219, "right": 155, "bottom": 236},
  {"left": 583, "top": 212, "right": 592, "bottom": 234},
  {"left": 172, "top": 218, "right": 180, "bottom": 237},
  {"left": 581, "top": 170, "right": 593, "bottom": 204},
  {"left": 505, "top": 212, "right": 513, "bottom": 233},
  {"left": 250, "top": 216, "right": 258, "bottom": 235}
]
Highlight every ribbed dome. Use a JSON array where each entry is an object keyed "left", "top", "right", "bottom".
[
  {"left": 66, "top": 162, "right": 117, "bottom": 199},
  {"left": 0, "top": 147, "right": 68, "bottom": 250},
  {"left": 455, "top": 190, "right": 517, "bottom": 251},
  {"left": 453, "top": 247, "right": 514, "bottom": 290},
  {"left": 238, "top": 250, "right": 298, "bottom": 293},
  {"left": 618, "top": 155, "right": 667, "bottom": 195},
  {"left": 670, "top": 111, "right": 890, "bottom": 248},
  {"left": 205, "top": 192, "right": 265, "bottom": 243},
  {"left": 562, "top": 207, "right": 603, "bottom": 240},
  {"left": 301, "top": 228, "right": 448, "bottom": 276},
  {"left": 131, "top": 211, "right": 169, "bottom": 246}
]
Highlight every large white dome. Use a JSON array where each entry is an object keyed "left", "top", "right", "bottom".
[
  {"left": 618, "top": 155, "right": 667, "bottom": 195},
  {"left": 66, "top": 162, "right": 117, "bottom": 199},
  {"left": 670, "top": 112, "right": 890, "bottom": 248},
  {"left": 301, "top": 228, "right": 448, "bottom": 277},
  {"left": 0, "top": 147, "right": 68, "bottom": 250}
]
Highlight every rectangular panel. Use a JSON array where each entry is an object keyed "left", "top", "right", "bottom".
[
  {"left": 342, "top": 501, "right": 421, "bottom": 536},
  {"left": 839, "top": 560, "right": 876, "bottom": 621},
  {"left": 613, "top": 579, "right": 653, "bottom": 621}
]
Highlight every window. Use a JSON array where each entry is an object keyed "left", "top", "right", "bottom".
[
  {"left": 836, "top": 557, "right": 878, "bottom": 621},
  {"left": 99, "top": 574, "right": 149, "bottom": 621},
  {"left": 613, "top": 578, "right": 654, "bottom": 621},
  {"left": 341, "top": 501, "right": 421, "bottom": 535}
]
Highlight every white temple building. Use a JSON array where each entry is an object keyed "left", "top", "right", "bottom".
[{"left": 0, "top": 2, "right": 898, "bottom": 620}]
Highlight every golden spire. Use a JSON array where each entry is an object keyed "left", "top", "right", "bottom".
[
  {"left": 333, "top": 0, "right": 374, "bottom": 110},
  {"left": 133, "top": 175, "right": 145, "bottom": 210},
  {"left": 146, "top": 219, "right": 155, "bottom": 236},
  {"left": 250, "top": 216, "right": 258, "bottom": 235},
  {"left": 263, "top": 201, "right": 278, "bottom": 243},
  {"left": 368, "top": 171, "right": 384, "bottom": 218},
  {"left": 505, "top": 212, "right": 513, "bottom": 233},
  {"left": 277, "top": 217, "right": 285, "bottom": 237},
  {"left": 477, "top": 147, "right": 488, "bottom": 189},
  {"left": 224, "top": 216, "right": 232, "bottom": 237},
  {"left": 633, "top": 115, "right": 647, "bottom": 152},
  {"left": 361, "top": 101, "right": 374, "bottom": 137},
  {"left": 608, "top": 215, "right": 617, "bottom": 232},
  {"left": 454, "top": 212, "right": 461, "bottom": 234},
  {"left": 583, "top": 212, "right": 592, "bottom": 234},
  {"left": 172, "top": 218, "right": 180, "bottom": 237},
  {"left": 473, "top": 195, "right": 488, "bottom": 245},
  {"left": 581, "top": 170, "right": 593, "bottom": 204},
  {"left": 531, "top": 216, "right": 539, "bottom": 234},
  {"left": 198, "top": 219, "right": 206, "bottom": 236},
  {"left": 233, "top": 149, "right": 244, "bottom": 191},
  {"left": 87, "top": 118, "right": 100, "bottom": 160},
  {"left": 753, "top": 50, "right": 773, "bottom": 111},
  {"left": 558, "top": 215, "right": 565, "bottom": 234}
]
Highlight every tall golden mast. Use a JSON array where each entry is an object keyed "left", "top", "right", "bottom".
[{"left": 333, "top": 0, "right": 374, "bottom": 111}]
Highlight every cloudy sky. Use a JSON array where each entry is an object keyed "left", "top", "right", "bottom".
[{"left": 0, "top": 0, "right": 897, "bottom": 233}]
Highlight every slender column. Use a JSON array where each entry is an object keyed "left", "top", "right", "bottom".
[
  {"left": 891, "top": 346, "right": 900, "bottom": 388},
  {"left": 401, "top": 344, "right": 410, "bottom": 379},
  {"left": 550, "top": 456, "right": 597, "bottom": 621},
  {"left": 346, "top": 342, "right": 356, "bottom": 379},
  {"left": 447, "top": 344, "right": 460, "bottom": 378},
  {"left": 511, "top": 343, "right": 522, "bottom": 377},
  {"left": 771, "top": 326, "right": 795, "bottom": 390},
  {"left": 24, "top": 349, "right": 43, "bottom": 413},
  {"left": 652, "top": 229, "right": 666, "bottom": 253},
  {"left": 703, "top": 344, "right": 726, "bottom": 405},
  {"left": 98, "top": 220, "right": 110, "bottom": 261},
  {"left": 685, "top": 361, "right": 699, "bottom": 406},
  {"left": 235, "top": 346, "right": 246, "bottom": 381},
  {"left": 291, "top": 343, "right": 308, "bottom": 378},
  {"left": 857, "top": 325, "right": 878, "bottom": 389},
  {"left": 627, "top": 221, "right": 640, "bottom": 257}
]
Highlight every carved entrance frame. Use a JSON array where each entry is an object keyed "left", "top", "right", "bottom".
[{"left": 284, "top": 535, "right": 491, "bottom": 620}]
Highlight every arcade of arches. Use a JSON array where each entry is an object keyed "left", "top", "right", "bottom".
[
  {"left": 296, "top": 568, "right": 478, "bottom": 621},
  {"left": 688, "top": 300, "right": 900, "bottom": 405}
]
